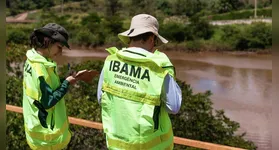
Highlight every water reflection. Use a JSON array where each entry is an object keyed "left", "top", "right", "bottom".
[
  {"left": 172, "top": 58, "right": 272, "bottom": 150},
  {"left": 176, "top": 60, "right": 272, "bottom": 106}
]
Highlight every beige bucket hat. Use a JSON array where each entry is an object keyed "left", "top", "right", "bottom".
[{"left": 118, "top": 14, "right": 168, "bottom": 46}]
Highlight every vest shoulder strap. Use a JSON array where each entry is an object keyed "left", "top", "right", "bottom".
[{"left": 106, "top": 47, "right": 119, "bottom": 55}]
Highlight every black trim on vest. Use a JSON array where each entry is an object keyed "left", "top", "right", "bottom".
[
  {"left": 153, "top": 105, "right": 160, "bottom": 130},
  {"left": 33, "top": 100, "right": 48, "bottom": 128},
  {"left": 50, "top": 113, "right": 54, "bottom": 130},
  {"left": 123, "top": 50, "right": 146, "bottom": 57},
  {"left": 162, "top": 66, "right": 176, "bottom": 77}
]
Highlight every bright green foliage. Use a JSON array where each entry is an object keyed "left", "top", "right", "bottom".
[{"left": 220, "top": 22, "right": 272, "bottom": 50}]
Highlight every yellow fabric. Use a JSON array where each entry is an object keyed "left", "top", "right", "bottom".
[
  {"left": 23, "top": 80, "right": 38, "bottom": 101},
  {"left": 26, "top": 132, "right": 71, "bottom": 150},
  {"left": 102, "top": 82, "right": 161, "bottom": 106},
  {"left": 25, "top": 121, "right": 68, "bottom": 141},
  {"left": 107, "top": 127, "right": 173, "bottom": 150}
]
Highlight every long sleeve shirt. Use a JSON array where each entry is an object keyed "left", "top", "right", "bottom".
[{"left": 39, "top": 76, "right": 70, "bottom": 109}]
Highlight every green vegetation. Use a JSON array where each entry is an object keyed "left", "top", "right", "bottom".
[
  {"left": 6, "top": 0, "right": 272, "bottom": 18},
  {"left": 6, "top": 44, "right": 257, "bottom": 149},
  {"left": 6, "top": 0, "right": 272, "bottom": 52},
  {"left": 6, "top": 13, "right": 272, "bottom": 52},
  {"left": 209, "top": 7, "right": 272, "bottom": 20}
]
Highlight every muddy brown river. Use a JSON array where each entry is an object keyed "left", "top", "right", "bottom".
[{"left": 55, "top": 49, "right": 272, "bottom": 150}]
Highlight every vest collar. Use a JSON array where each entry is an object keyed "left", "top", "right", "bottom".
[
  {"left": 26, "top": 48, "right": 57, "bottom": 68},
  {"left": 116, "top": 47, "right": 154, "bottom": 62},
  {"left": 126, "top": 47, "right": 152, "bottom": 55}
]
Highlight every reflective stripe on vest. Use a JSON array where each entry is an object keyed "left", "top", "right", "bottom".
[
  {"left": 107, "top": 127, "right": 173, "bottom": 149},
  {"left": 25, "top": 120, "right": 68, "bottom": 141},
  {"left": 102, "top": 82, "right": 161, "bottom": 106}
]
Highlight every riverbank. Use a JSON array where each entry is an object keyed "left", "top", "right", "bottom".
[{"left": 67, "top": 43, "right": 272, "bottom": 56}]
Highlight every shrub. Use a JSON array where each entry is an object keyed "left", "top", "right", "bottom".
[
  {"left": 75, "top": 29, "right": 97, "bottom": 47},
  {"left": 219, "top": 23, "right": 272, "bottom": 50},
  {"left": 161, "top": 22, "right": 187, "bottom": 42},
  {"left": 246, "top": 22, "right": 272, "bottom": 49},
  {"left": 6, "top": 30, "right": 29, "bottom": 45},
  {"left": 210, "top": 8, "right": 272, "bottom": 20},
  {"left": 188, "top": 15, "right": 214, "bottom": 40},
  {"left": 184, "top": 40, "right": 202, "bottom": 52},
  {"left": 6, "top": 24, "right": 34, "bottom": 45}
]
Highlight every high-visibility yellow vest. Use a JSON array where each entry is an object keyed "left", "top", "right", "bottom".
[
  {"left": 22, "top": 49, "right": 71, "bottom": 150},
  {"left": 101, "top": 47, "right": 175, "bottom": 150}
]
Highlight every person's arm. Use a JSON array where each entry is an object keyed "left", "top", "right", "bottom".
[
  {"left": 60, "top": 77, "right": 66, "bottom": 83},
  {"left": 162, "top": 74, "right": 182, "bottom": 114},
  {"left": 39, "top": 76, "right": 72, "bottom": 109},
  {"left": 97, "top": 69, "right": 104, "bottom": 104}
]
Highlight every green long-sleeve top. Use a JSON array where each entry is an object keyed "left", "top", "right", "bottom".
[{"left": 39, "top": 76, "right": 70, "bottom": 109}]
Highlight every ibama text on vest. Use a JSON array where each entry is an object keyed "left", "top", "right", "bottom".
[{"left": 109, "top": 60, "right": 150, "bottom": 81}]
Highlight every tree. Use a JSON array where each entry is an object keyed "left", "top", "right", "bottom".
[
  {"left": 33, "top": 0, "right": 54, "bottom": 9},
  {"left": 105, "top": 0, "right": 122, "bottom": 16},
  {"left": 128, "top": 0, "right": 156, "bottom": 16},
  {"left": 156, "top": 0, "right": 173, "bottom": 15},
  {"left": 173, "top": 0, "right": 207, "bottom": 17},
  {"left": 6, "top": 0, "right": 54, "bottom": 16},
  {"left": 188, "top": 15, "right": 214, "bottom": 40},
  {"left": 212, "top": 0, "right": 244, "bottom": 13}
]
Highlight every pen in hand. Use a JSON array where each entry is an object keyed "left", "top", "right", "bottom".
[
  {"left": 67, "top": 63, "right": 76, "bottom": 76},
  {"left": 68, "top": 63, "right": 71, "bottom": 75}
]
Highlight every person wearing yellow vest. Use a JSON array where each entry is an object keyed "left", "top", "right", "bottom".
[
  {"left": 23, "top": 23, "right": 85, "bottom": 150},
  {"left": 97, "top": 14, "right": 182, "bottom": 150}
]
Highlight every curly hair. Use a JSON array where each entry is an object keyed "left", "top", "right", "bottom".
[{"left": 29, "top": 31, "right": 56, "bottom": 49}]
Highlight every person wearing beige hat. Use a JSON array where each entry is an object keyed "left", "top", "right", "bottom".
[{"left": 97, "top": 14, "right": 182, "bottom": 149}]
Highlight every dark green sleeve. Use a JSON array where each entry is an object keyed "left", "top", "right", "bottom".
[
  {"left": 39, "top": 76, "right": 70, "bottom": 109},
  {"left": 60, "top": 77, "right": 66, "bottom": 83}
]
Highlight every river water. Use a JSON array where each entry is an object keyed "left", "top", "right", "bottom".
[{"left": 55, "top": 49, "right": 272, "bottom": 150}]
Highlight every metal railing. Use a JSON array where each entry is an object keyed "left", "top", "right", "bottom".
[{"left": 6, "top": 104, "right": 245, "bottom": 150}]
